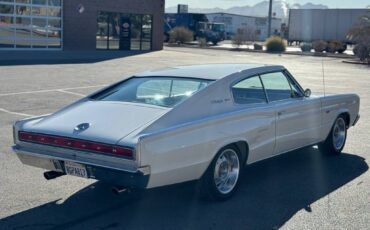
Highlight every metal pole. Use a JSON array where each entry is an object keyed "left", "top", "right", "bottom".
[{"left": 267, "top": 0, "right": 273, "bottom": 38}]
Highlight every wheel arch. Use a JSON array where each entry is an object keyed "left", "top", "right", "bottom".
[
  {"left": 339, "top": 111, "right": 350, "bottom": 128},
  {"left": 215, "top": 141, "right": 249, "bottom": 166},
  {"left": 323, "top": 111, "right": 350, "bottom": 141},
  {"left": 234, "top": 141, "right": 249, "bottom": 166},
  {"left": 199, "top": 140, "right": 250, "bottom": 179}
]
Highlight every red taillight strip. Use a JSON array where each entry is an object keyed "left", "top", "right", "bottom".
[{"left": 18, "top": 131, "right": 134, "bottom": 159}]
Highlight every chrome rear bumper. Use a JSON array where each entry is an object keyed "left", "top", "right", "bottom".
[{"left": 12, "top": 145, "right": 150, "bottom": 189}]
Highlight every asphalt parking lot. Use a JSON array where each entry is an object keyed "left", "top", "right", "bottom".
[{"left": 0, "top": 47, "right": 369, "bottom": 230}]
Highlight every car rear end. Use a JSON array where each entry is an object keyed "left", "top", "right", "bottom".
[
  {"left": 11, "top": 75, "right": 212, "bottom": 189},
  {"left": 12, "top": 116, "right": 151, "bottom": 189}
]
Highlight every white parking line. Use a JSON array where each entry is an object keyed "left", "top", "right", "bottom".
[
  {"left": 0, "top": 108, "right": 34, "bottom": 117},
  {"left": 57, "top": 90, "right": 86, "bottom": 97},
  {"left": 0, "top": 85, "right": 106, "bottom": 97}
]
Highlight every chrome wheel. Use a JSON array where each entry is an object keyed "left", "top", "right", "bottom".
[
  {"left": 213, "top": 149, "right": 240, "bottom": 195},
  {"left": 332, "top": 117, "right": 346, "bottom": 150}
]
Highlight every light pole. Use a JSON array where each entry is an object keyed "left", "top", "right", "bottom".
[{"left": 267, "top": 0, "right": 273, "bottom": 38}]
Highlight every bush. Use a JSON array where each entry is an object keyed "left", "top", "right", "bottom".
[
  {"left": 337, "top": 44, "right": 347, "bottom": 54},
  {"left": 347, "top": 15, "right": 370, "bottom": 64},
  {"left": 312, "top": 40, "right": 327, "bottom": 52},
  {"left": 326, "top": 40, "right": 346, "bottom": 53},
  {"left": 326, "top": 42, "right": 337, "bottom": 53},
  {"left": 232, "top": 29, "right": 247, "bottom": 48},
  {"left": 254, "top": 43, "right": 263, "bottom": 50},
  {"left": 265, "top": 36, "right": 286, "bottom": 53},
  {"left": 169, "top": 27, "right": 194, "bottom": 44},
  {"left": 353, "top": 44, "right": 370, "bottom": 62},
  {"left": 300, "top": 43, "right": 312, "bottom": 52},
  {"left": 198, "top": 37, "right": 208, "bottom": 48},
  {"left": 232, "top": 27, "right": 257, "bottom": 48}
]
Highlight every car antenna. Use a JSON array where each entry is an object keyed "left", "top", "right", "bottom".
[{"left": 321, "top": 57, "right": 326, "bottom": 97}]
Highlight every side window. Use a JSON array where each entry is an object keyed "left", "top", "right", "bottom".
[
  {"left": 284, "top": 71, "right": 304, "bottom": 98},
  {"left": 232, "top": 76, "right": 267, "bottom": 104},
  {"left": 260, "top": 72, "right": 293, "bottom": 102}
]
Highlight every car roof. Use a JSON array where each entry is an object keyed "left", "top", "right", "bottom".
[{"left": 135, "top": 64, "right": 284, "bottom": 80}]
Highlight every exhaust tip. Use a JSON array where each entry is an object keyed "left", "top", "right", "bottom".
[
  {"left": 112, "top": 186, "right": 128, "bottom": 195},
  {"left": 44, "top": 171, "right": 65, "bottom": 180}
]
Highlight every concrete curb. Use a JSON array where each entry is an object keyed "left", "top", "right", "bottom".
[
  {"left": 165, "top": 44, "right": 355, "bottom": 59},
  {"left": 342, "top": 60, "right": 370, "bottom": 66}
]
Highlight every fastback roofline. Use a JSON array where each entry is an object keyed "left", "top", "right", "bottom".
[{"left": 139, "top": 65, "right": 285, "bottom": 135}]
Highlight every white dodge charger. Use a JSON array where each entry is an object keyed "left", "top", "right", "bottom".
[{"left": 12, "top": 64, "right": 360, "bottom": 200}]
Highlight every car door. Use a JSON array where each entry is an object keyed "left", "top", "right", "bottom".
[
  {"left": 230, "top": 75, "right": 276, "bottom": 163},
  {"left": 260, "top": 71, "right": 322, "bottom": 155}
]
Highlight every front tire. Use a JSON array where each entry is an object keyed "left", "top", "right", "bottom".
[
  {"left": 199, "top": 146, "right": 242, "bottom": 201},
  {"left": 319, "top": 115, "right": 347, "bottom": 155}
]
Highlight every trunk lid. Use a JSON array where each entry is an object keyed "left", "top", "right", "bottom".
[{"left": 23, "top": 101, "right": 170, "bottom": 144}]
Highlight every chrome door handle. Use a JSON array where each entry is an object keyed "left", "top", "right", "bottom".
[{"left": 278, "top": 111, "right": 285, "bottom": 116}]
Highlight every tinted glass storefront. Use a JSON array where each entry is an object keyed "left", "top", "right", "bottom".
[
  {"left": 0, "top": 0, "right": 62, "bottom": 49},
  {"left": 96, "top": 11, "right": 152, "bottom": 51}
]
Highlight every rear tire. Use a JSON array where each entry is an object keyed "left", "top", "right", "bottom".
[
  {"left": 319, "top": 115, "right": 347, "bottom": 155},
  {"left": 199, "top": 146, "right": 242, "bottom": 201}
]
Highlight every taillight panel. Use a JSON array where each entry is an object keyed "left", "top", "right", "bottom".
[{"left": 18, "top": 131, "right": 134, "bottom": 159}]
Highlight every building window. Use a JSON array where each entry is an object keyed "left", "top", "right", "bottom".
[
  {"left": 141, "top": 14, "right": 152, "bottom": 50},
  {"left": 96, "top": 11, "right": 152, "bottom": 51},
  {"left": 130, "top": 14, "right": 142, "bottom": 50},
  {"left": 0, "top": 0, "right": 62, "bottom": 49}
]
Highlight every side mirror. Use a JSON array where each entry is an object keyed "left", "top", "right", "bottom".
[{"left": 304, "top": 88, "right": 311, "bottom": 97}]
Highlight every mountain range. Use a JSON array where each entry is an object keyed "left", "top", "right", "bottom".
[{"left": 166, "top": 1, "right": 328, "bottom": 21}]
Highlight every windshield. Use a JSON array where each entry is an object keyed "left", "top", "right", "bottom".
[
  {"left": 91, "top": 77, "right": 211, "bottom": 107},
  {"left": 212, "top": 23, "right": 225, "bottom": 32}
]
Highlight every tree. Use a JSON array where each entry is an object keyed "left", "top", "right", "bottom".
[
  {"left": 347, "top": 15, "right": 370, "bottom": 63},
  {"left": 169, "top": 27, "right": 194, "bottom": 44},
  {"left": 232, "top": 27, "right": 257, "bottom": 48}
]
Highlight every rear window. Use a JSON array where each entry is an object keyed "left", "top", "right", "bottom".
[{"left": 91, "top": 77, "right": 211, "bottom": 107}]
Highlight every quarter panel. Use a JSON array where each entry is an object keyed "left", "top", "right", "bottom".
[
  {"left": 320, "top": 94, "right": 360, "bottom": 140},
  {"left": 140, "top": 105, "right": 275, "bottom": 188}
]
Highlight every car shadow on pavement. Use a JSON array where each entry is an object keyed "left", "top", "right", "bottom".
[{"left": 0, "top": 148, "right": 368, "bottom": 230}]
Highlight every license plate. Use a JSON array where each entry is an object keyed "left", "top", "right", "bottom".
[{"left": 64, "top": 161, "right": 88, "bottom": 178}]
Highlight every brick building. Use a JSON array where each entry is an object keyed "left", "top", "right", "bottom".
[{"left": 0, "top": 0, "right": 164, "bottom": 51}]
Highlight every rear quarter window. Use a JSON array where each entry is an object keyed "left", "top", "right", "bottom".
[{"left": 232, "top": 76, "right": 267, "bottom": 104}]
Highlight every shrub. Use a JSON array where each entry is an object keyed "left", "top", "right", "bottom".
[
  {"left": 326, "top": 40, "right": 346, "bottom": 53},
  {"left": 326, "top": 42, "right": 337, "bottom": 53},
  {"left": 312, "top": 40, "right": 327, "bottom": 52},
  {"left": 254, "top": 43, "right": 263, "bottom": 50},
  {"left": 198, "top": 37, "right": 208, "bottom": 48},
  {"left": 265, "top": 36, "right": 286, "bottom": 53},
  {"left": 300, "top": 43, "right": 312, "bottom": 52},
  {"left": 337, "top": 44, "right": 347, "bottom": 54},
  {"left": 353, "top": 44, "right": 370, "bottom": 62},
  {"left": 231, "top": 27, "right": 258, "bottom": 48},
  {"left": 169, "top": 27, "right": 194, "bottom": 44},
  {"left": 232, "top": 29, "right": 247, "bottom": 48},
  {"left": 347, "top": 15, "right": 370, "bottom": 64}
]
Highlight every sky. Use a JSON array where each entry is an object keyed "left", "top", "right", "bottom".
[{"left": 166, "top": 0, "right": 370, "bottom": 9}]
